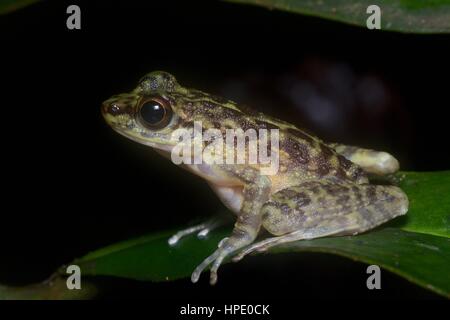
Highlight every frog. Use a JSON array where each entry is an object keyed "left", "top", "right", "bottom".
[{"left": 101, "top": 71, "right": 408, "bottom": 285}]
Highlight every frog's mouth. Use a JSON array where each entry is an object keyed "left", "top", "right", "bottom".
[{"left": 109, "top": 123, "right": 176, "bottom": 153}]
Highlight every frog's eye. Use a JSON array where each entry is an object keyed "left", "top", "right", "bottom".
[{"left": 138, "top": 97, "right": 172, "bottom": 130}]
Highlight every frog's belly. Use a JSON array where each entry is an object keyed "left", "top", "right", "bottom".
[
  {"left": 208, "top": 184, "right": 243, "bottom": 214},
  {"left": 184, "top": 164, "right": 244, "bottom": 214},
  {"left": 184, "top": 164, "right": 313, "bottom": 215},
  {"left": 184, "top": 163, "right": 243, "bottom": 186}
]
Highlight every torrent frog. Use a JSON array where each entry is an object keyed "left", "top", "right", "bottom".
[{"left": 101, "top": 71, "right": 408, "bottom": 285}]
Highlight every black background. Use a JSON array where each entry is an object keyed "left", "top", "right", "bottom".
[{"left": 1, "top": 0, "right": 449, "bottom": 302}]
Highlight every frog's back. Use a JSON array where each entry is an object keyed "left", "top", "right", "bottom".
[
  {"left": 170, "top": 87, "right": 366, "bottom": 185},
  {"left": 276, "top": 125, "right": 368, "bottom": 185},
  {"left": 217, "top": 100, "right": 368, "bottom": 185}
]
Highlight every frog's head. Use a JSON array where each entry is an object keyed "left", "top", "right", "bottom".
[{"left": 101, "top": 71, "right": 191, "bottom": 153}]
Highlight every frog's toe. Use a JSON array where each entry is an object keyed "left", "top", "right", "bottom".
[
  {"left": 209, "top": 253, "right": 228, "bottom": 285},
  {"left": 197, "top": 227, "right": 211, "bottom": 239},
  {"left": 232, "top": 247, "right": 259, "bottom": 262},
  {"left": 191, "top": 249, "right": 220, "bottom": 284},
  {"left": 171, "top": 217, "right": 230, "bottom": 245},
  {"left": 168, "top": 224, "right": 207, "bottom": 246},
  {"left": 232, "top": 250, "right": 247, "bottom": 262},
  {"left": 197, "top": 217, "right": 230, "bottom": 239},
  {"left": 191, "top": 237, "right": 231, "bottom": 284},
  {"left": 232, "top": 237, "right": 283, "bottom": 262}
]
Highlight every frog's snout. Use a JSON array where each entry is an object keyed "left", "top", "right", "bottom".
[
  {"left": 101, "top": 100, "right": 113, "bottom": 116},
  {"left": 101, "top": 94, "right": 138, "bottom": 118},
  {"left": 101, "top": 100, "right": 121, "bottom": 117}
]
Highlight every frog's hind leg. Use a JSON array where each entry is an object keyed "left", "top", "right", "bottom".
[
  {"left": 234, "top": 180, "right": 408, "bottom": 262},
  {"left": 168, "top": 216, "right": 229, "bottom": 246},
  {"left": 329, "top": 143, "right": 399, "bottom": 176},
  {"left": 233, "top": 227, "right": 338, "bottom": 262}
]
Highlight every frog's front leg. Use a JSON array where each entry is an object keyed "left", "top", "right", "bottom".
[
  {"left": 329, "top": 143, "right": 399, "bottom": 176},
  {"left": 191, "top": 166, "right": 271, "bottom": 285}
]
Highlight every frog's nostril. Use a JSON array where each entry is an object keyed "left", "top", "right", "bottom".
[
  {"left": 102, "top": 102, "right": 120, "bottom": 115},
  {"left": 110, "top": 104, "right": 121, "bottom": 115}
]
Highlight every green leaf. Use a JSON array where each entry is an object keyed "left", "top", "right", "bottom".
[
  {"left": 2, "top": 171, "right": 449, "bottom": 299},
  {"left": 0, "top": 0, "right": 39, "bottom": 15},
  {"left": 0, "top": 276, "right": 98, "bottom": 300},
  {"left": 389, "top": 171, "right": 450, "bottom": 237},
  {"left": 64, "top": 171, "right": 450, "bottom": 297},
  {"left": 273, "top": 228, "right": 450, "bottom": 297},
  {"left": 4, "top": 0, "right": 450, "bottom": 33},
  {"left": 226, "top": 0, "right": 450, "bottom": 33}
]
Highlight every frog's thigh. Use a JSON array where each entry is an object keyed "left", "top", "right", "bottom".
[
  {"left": 236, "top": 180, "right": 408, "bottom": 261},
  {"left": 261, "top": 180, "right": 408, "bottom": 237},
  {"left": 330, "top": 143, "right": 400, "bottom": 176}
]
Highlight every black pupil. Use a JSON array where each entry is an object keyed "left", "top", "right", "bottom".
[{"left": 140, "top": 101, "right": 165, "bottom": 125}]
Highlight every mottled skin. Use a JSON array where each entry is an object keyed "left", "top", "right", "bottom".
[{"left": 101, "top": 71, "right": 408, "bottom": 285}]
